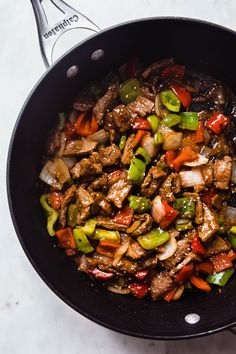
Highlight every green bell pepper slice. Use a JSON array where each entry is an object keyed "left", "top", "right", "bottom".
[
  {"left": 80, "top": 219, "right": 97, "bottom": 237},
  {"left": 154, "top": 131, "right": 164, "bottom": 145},
  {"left": 137, "top": 228, "right": 170, "bottom": 250},
  {"left": 134, "top": 147, "right": 151, "bottom": 164},
  {"left": 128, "top": 157, "right": 146, "bottom": 186},
  {"left": 227, "top": 234, "right": 236, "bottom": 250},
  {"left": 160, "top": 90, "right": 181, "bottom": 112},
  {"left": 93, "top": 229, "right": 120, "bottom": 241},
  {"left": 173, "top": 197, "right": 195, "bottom": 219},
  {"left": 160, "top": 113, "right": 181, "bottom": 127},
  {"left": 229, "top": 226, "right": 236, "bottom": 234},
  {"left": 73, "top": 228, "right": 94, "bottom": 254},
  {"left": 40, "top": 194, "right": 59, "bottom": 237},
  {"left": 119, "top": 79, "right": 142, "bottom": 104},
  {"left": 147, "top": 114, "right": 160, "bottom": 133},
  {"left": 179, "top": 112, "right": 199, "bottom": 130},
  {"left": 206, "top": 268, "right": 234, "bottom": 286},
  {"left": 119, "top": 134, "right": 127, "bottom": 151},
  {"left": 67, "top": 204, "right": 78, "bottom": 228},
  {"left": 175, "top": 220, "right": 193, "bottom": 231},
  {"left": 128, "top": 195, "right": 151, "bottom": 214}
]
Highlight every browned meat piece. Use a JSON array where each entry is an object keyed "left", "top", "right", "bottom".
[
  {"left": 45, "top": 129, "right": 62, "bottom": 156},
  {"left": 141, "top": 254, "right": 159, "bottom": 269},
  {"left": 63, "top": 138, "right": 97, "bottom": 156},
  {"left": 183, "top": 192, "right": 204, "bottom": 224},
  {"left": 98, "top": 144, "right": 121, "bottom": 166},
  {"left": 163, "top": 232, "right": 195, "bottom": 270},
  {"left": 103, "top": 112, "right": 116, "bottom": 142},
  {"left": 150, "top": 271, "right": 174, "bottom": 300},
  {"left": 77, "top": 187, "right": 94, "bottom": 208},
  {"left": 213, "top": 156, "right": 232, "bottom": 190},
  {"left": 159, "top": 173, "right": 181, "bottom": 203},
  {"left": 59, "top": 185, "right": 77, "bottom": 226},
  {"left": 121, "top": 134, "right": 135, "bottom": 165},
  {"left": 106, "top": 173, "right": 132, "bottom": 208},
  {"left": 141, "top": 165, "right": 166, "bottom": 197},
  {"left": 126, "top": 240, "right": 147, "bottom": 260},
  {"left": 76, "top": 206, "right": 90, "bottom": 225},
  {"left": 141, "top": 84, "right": 156, "bottom": 101},
  {"left": 70, "top": 152, "right": 102, "bottom": 178},
  {"left": 73, "top": 95, "right": 96, "bottom": 112},
  {"left": 112, "top": 105, "right": 135, "bottom": 133},
  {"left": 206, "top": 236, "right": 231, "bottom": 256},
  {"left": 93, "top": 82, "right": 119, "bottom": 123},
  {"left": 211, "top": 135, "right": 230, "bottom": 156},
  {"left": 115, "top": 258, "right": 139, "bottom": 274},
  {"left": 127, "top": 96, "right": 154, "bottom": 118},
  {"left": 88, "top": 173, "right": 108, "bottom": 192},
  {"left": 95, "top": 216, "right": 128, "bottom": 231},
  {"left": 130, "top": 213, "right": 153, "bottom": 236},
  {"left": 197, "top": 203, "right": 219, "bottom": 242},
  {"left": 200, "top": 162, "right": 214, "bottom": 186},
  {"left": 90, "top": 192, "right": 113, "bottom": 215},
  {"left": 142, "top": 58, "right": 174, "bottom": 79}
]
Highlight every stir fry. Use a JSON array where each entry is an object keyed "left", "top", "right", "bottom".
[{"left": 39, "top": 58, "right": 236, "bottom": 301}]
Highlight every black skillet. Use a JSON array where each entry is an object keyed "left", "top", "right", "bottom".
[{"left": 7, "top": 0, "right": 236, "bottom": 339}]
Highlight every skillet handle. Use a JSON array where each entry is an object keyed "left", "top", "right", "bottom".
[
  {"left": 228, "top": 327, "right": 236, "bottom": 335},
  {"left": 30, "top": 0, "right": 100, "bottom": 67}
]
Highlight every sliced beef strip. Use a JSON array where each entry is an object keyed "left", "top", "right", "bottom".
[
  {"left": 98, "top": 144, "right": 121, "bottom": 166},
  {"left": 213, "top": 156, "right": 232, "bottom": 190},
  {"left": 59, "top": 184, "right": 77, "bottom": 226},
  {"left": 88, "top": 173, "right": 108, "bottom": 192},
  {"left": 197, "top": 203, "right": 219, "bottom": 242},
  {"left": 63, "top": 138, "right": 97, "bottom": 156},
  {"left": 95, "top": 215, "right": 128, "bottom": 231},
  {"left": 70, "top": 152, "right": 102, "bottom": 178},
  {"left": 150, "top": 271, "right": 174, "bottom": 300},
  {"left": 200, "top": 162, "right": 214, "bottom": 186},
  {"left": 127, "top": 95, "right": 154, "bottom": 118},
  {"left": 126, "top": 240, "right": 148, "bottom": 260},
  {"left": 141, "top": 164, "right": 166, "bottom": 198},
  {"left": 115, "top": 258, "right": 139, "bottom": 274},
  {"left": 103, "top": 112, "right": 117, "bottom": 142},
  {"left": 141, "top": 83, "right": 156, "bottom": 101},
  {"left": 183, "top": 192, "right": 204, "bottom": 224},
  {"left": 121, "top": 134, "right": 135, "bottom": 165},
  {"left": 142, "top": 58, "right": 174, "bottom": 79},
  {"left": 206, "top": 236, "right": 231, "bottom": 256},
  {"left": 77, "top": 186, "right": 94, "bottom": 208},
  {"left": 106, "top": 172, "right": 132, "bottom": 208},
  {"left": 73, "top": 95, "right": 96, "bottom": 112},
  {"left": 130, "top": 213, "right": 153, "bottom": 236},
  {"left": 210, "top": 135, "right": 230, "bottom": 156},
  {"left": 93, "top": 82, "right": 119, "bottom": 123},
  {"left": 141, "top": 254, "right": 159, "bottom": 269},
  {"left": 163, "top": 231, "right": 195, "bottom": 270},
  {"left": 45, "top": 129, "right": 61, "bottom": 156},
  {"left": 159, "top": 173, "right": 181, "bottom": 203},
  {"left": 76, "top": 206, "right": 91, "bottom": 225},
  {"left": 112, "top": 105, "right": 135, "bottom": 133},
  {"left": 90, "top": 192, "right": 113, "bottom": 216}
]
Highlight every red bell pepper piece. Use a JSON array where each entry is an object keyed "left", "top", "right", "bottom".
[
  {"left": 133, "top": 130, "right": 146, "bottom": 148},
  {"left": 165, "top": 150, "right": 176, "bottom": 168},
  {"left": 171, "top": 146, "right": 198, "bottom": 172},
  {"left": 135, "top": 269, "right": 149, "bottom": 280},
  {"left": 88, "top": 268, "right": 114, "bottom": 280},
  {"left": 211, "top": 253, "right": 233, "bottom": 273},
  {"left": 65, "top": 248, "right": 78, "bottom": 256},
  {"left": 159, "top": 200, "right": 180, "bottom": 229},
  {"left": 175, "top": 265, "right": 194, "bottom": 283},
  {"left": 128, "top": 282, "right": 149, "bottom": 299},
  {"left": 161, "top": 65, "right": 185, "bottom": 80},
  {"left": 195, "top": 121, "right": 204, "bottom": 143},
  {"left": 127, "top": 56, "right": 136, "bottom": 78},
  {"left": 228, "top": 250, "right": 236, "bottom": 262},
  {"left": 191, "top": 234, "right": 206, "bottom": 256},
  {"left": 164, "top": 288, "right": 177, "bottom": 302},
  {"left": 190, "top": 275, "right": 211, "bottom": 292},
  {"left": 55, "top": 227, "right": 76, "bottom": 249},
  {"left": 96, "top": 239, "right": 121, "bottom": 258},
  {"left": 113, "top": 205, "right": 134, "bottom": 226},
  {"left": 74, "top": 111, "right": 99, "bottom": 137},
  {"left": 48, "top": 192, "right": 62, "bottom": 210},
  {"left": 133, "top": 118, "right": 151, "bottom": 130},
  {"left": 206, "top": 112, "right": 229, "bottom": 134},
  {"left": 200, "top": 187, "right": 216, "bottom": 206},
  {"left": 64, "top": 122, "right": 76, "bottom": 139},
  {"left": 171, "top": 84, "right": 192, "bottom": 109},
  {"left": 196, "top": 262, "right": 214, "bottom": 275}
]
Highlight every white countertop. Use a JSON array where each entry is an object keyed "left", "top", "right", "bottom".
[{"left": 1, "top": 0, "right": 236, "bottom": 353}]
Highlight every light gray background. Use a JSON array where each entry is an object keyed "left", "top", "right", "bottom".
[{"left": 1, "top": 0, "right": 236, "bottom": 353}]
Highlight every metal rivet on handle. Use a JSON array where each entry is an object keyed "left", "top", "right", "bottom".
[
  {"left": 91, "top": 49, "right": 104, "bottom": 61},
  {"left": 184, "top": 313, "right": 200, "bottom": 324},
  {"left": 67, "top": 65, "right": 79, "bottom": 78}
]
